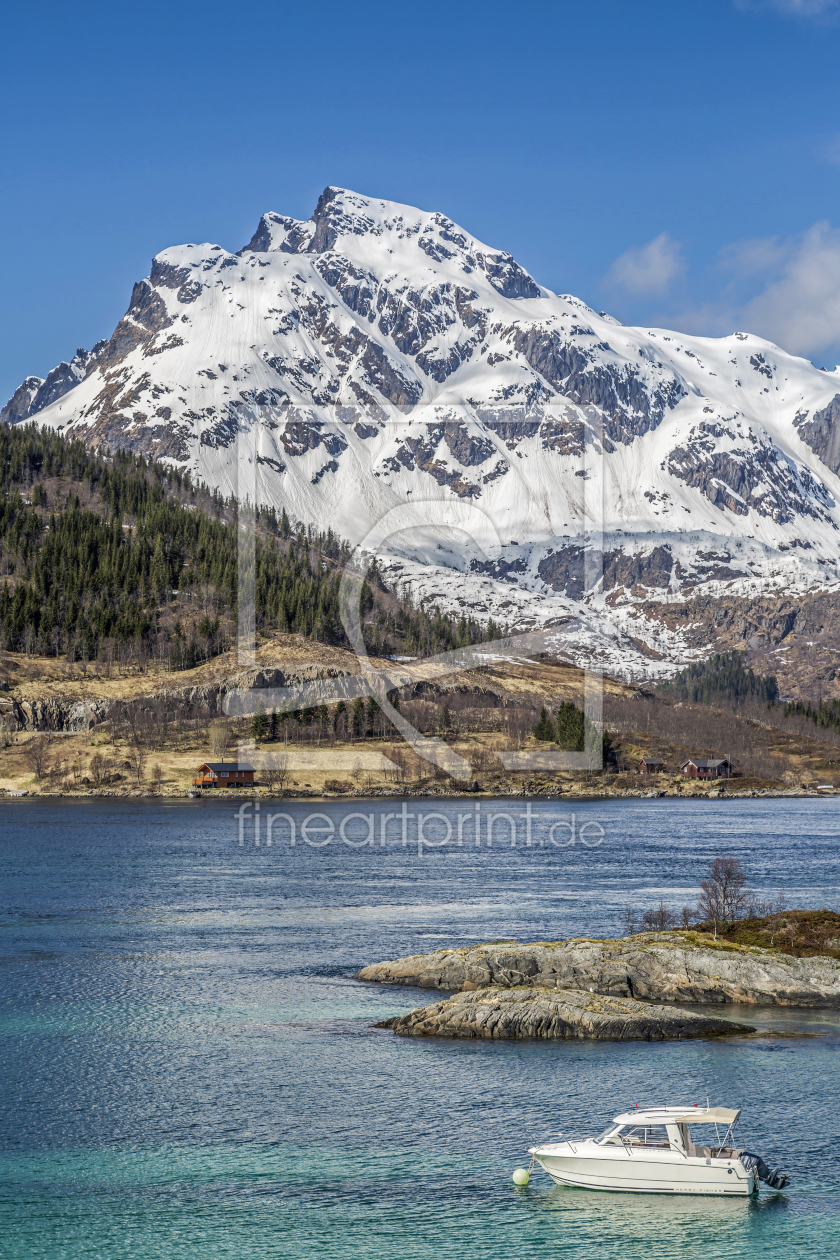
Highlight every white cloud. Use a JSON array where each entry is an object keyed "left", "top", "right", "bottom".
[
  {"left": 604, "top": 233, "right": 684, "bottom": 296},
  {"left": 667, "top": 222, "right": 840, "bottom": 362},
  {"left": 717, "top": 235, "right": 787, "bottom": 279},
  {"left": 741, "top": 221, "right": 840, "bottom": 356},
  {"left": 771, "top": 0, "right": 838, "bottom": 11},
  {"left": 735, "top": 0, "right": 839, "bottom": 15}
]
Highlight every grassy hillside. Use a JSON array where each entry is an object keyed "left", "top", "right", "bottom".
[{"left": 693, "top": 909, "right": 840, "bottom": 959}]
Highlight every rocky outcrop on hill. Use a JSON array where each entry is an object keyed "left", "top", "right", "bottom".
[
  {"left": 357, "top": 933, "right": 840, "bottom": 1007},
  {"left": 376, "top": 986, "right": 754, "bottom": 1041},
  {"left": 0, "top": 660, "right": 359, "bottom": 733},
  {"left": 0, "top": 649, "right": 524, "bottom": 735},
  {"left": 0, "top": 695, "right": 109, "bottom": 733},
  {"left": 796, "top": 394, "right": 840, "bottom": 476},
  {"left": 639, "top": 587, "right": 840, "bottom": 698}
]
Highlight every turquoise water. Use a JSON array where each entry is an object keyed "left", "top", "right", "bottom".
[{"left": 2, "top": 797, "right": 840, "bottom": 1258}]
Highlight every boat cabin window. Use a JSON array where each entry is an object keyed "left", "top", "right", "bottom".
[
  {"left": 617, "top": 1125, "right": 672, "bottom": 1149},
  {"left": 594, "top": 1124, "right": 672, "bottom": 1148}
]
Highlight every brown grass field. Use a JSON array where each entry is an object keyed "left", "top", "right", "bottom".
[{"left": 2, "top": 634, "right": 839, "bottom": 798}]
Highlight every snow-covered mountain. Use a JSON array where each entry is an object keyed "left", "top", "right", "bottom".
[{"left": 6, "top": 186, "right": 840, "bottom": 679}]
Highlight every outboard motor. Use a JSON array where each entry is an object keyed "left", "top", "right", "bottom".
[{"left": 740, "top": 1151, "right": 790, "bottom": 1190}]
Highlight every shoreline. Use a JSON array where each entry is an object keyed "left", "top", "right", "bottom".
[{"left": 3, "top": 786, "right": 837, "bottom": 802}]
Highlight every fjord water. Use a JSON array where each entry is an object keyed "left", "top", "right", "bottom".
[{"left": 2, "top": 798, "right": 839, "bottom": 1259}]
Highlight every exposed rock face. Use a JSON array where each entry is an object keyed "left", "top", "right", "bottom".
[
  {"left": 667, "top": 419, "right": 834, "bottom": 525},
  {"left": 538, "top": 545, "right": 675, "bottom": 598},
  {"left": 357, "top": 933, "right": 840, "bottom": 1007},
  {"left": 376, "top": 986, "right": 755, "bottom": 1041},
  {"left": 0, "top": 695, "right": 22, "bottom": 732},
  {"left": 796, "top": 394, "right": 840, "bottom": 475},
  {"left": 509, "top": 326, "right": 684, "bottom": 445},
  {"left": 639, "top": 587, "right": 840, "bottom": 699},
  {"left": 0, "top": 696, "right": 108, "bottom": 733},
  {"left": 0, "top": 661, "right": 359, "bottom": 733},
  {"left": 1, "top": 376, "right": 43, "bottom": 424},
  {"left": 0, "top": 347, "right": 108, "bottom": 425}
]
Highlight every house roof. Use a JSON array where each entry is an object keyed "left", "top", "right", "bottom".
[
  {"left": 680, "top": 758, "right": 730, "bottom": 769},
  {"left": 641, "top": 757, "right": 665, "bottom": 764},
  {"left": 200, "top": 762, "right": 256, "bottom": 772}
]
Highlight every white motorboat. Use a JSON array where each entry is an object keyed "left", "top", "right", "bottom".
[{"left": 528, "top": 1105, "right": 789, "bottom": 1196}]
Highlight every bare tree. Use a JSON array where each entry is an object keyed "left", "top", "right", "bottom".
[
  {"left": 210, "top": 719, "right": 230, "bottom": 760},
  {"left": 261, "top": 751, "right": 290, "bottom": 794},
  {"left": 622, "top": 906, "right": 639, "bottom": 936},
  {"left": 151, "top": 763, "right": 163, "bottom": 794},
  {"left": 642, "top": 901, "right": 677, "bottom": 932},
  {"left": 26, "top": 739, "right": 49, "bottom": 780},
  {"left": 698, "top": 856, "right": 750, "bottom": 937},
  {"left": 389, "top": 745, "right": 408, "bottom": 784},
  {"left": 90, "top": 752, "right": 105, "bottom": 787},
  {"left": 128, "top": 745, "right": 146, "bottom": 787}
]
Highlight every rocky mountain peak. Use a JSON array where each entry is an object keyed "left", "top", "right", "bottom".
[{"left": 5, "top": 187, "right": 840, "bottom": 680}]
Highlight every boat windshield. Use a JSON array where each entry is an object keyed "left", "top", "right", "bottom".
[{"left": 594, "top": 1126, "right": 619, "bottom": 1144}]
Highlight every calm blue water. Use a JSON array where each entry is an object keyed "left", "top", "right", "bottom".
[{"left": 2, "top": 797, "right": 840, "bottom": 1259}]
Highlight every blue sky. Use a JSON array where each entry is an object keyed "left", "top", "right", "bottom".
[{"left": 3, "top": 0, "right": 840, "bottom": 400}]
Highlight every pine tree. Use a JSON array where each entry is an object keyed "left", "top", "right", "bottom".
[
  {"left": 334, "top": 700, "right": 347, "bottom": 735},
  {"left": 554, "top": 702, "right": 584, "bottom": 750},
  {"left": 534, "top": 706, "right": 555, "bottom": 742},
  {"left": 251, "top": 702, "right": 269, "bottom": 742}
]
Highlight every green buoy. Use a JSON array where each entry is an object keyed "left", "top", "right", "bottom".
[{"left": 512, "top": 1167, "right": 530, "bottom": 1186}]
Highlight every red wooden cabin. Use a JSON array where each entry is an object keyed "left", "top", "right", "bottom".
[{"left": 193, "top": 762, "right": 255, "bottom": 788}]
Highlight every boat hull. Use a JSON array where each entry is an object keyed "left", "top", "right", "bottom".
[{"left": 532, "top": 1149, "right": 757, "bottom": 1196}]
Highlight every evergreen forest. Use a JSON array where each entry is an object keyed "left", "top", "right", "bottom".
[
  {"left": 0, "top": 424, "right": 498, "bottom": 669},
  {"left": 657, "top": 651, "right": 779, "bottom": 707},
  {"left": 782, "top": 697, "right": 840, "bottom": 738}
]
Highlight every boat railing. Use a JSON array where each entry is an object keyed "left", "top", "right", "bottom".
[{"left": 544, "top": 1130, "right": 586, "bottom": 1154}]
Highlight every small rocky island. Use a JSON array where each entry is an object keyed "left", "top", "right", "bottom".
[
  {"left": 359, "top": 932, "right": 840, "bottom": 1006},
  {"left": 377, "top": 986, "right": 755, "bottom": 1041},
  {"left": 360, "top": 931, "right": 840, "bottom": 1041}
]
